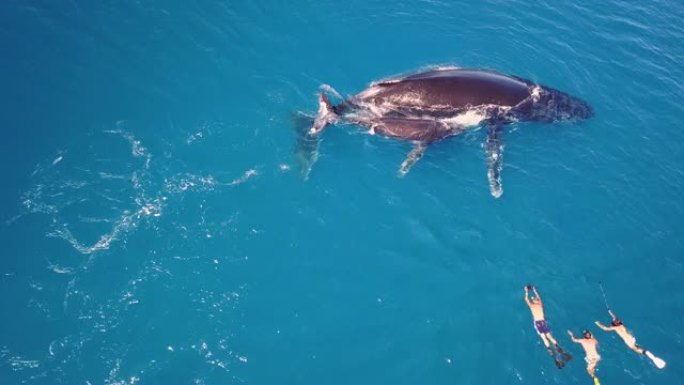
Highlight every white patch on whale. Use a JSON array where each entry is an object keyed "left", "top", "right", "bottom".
[
  {"left": 356, "top": 85, "right": 383, "bottom": 99},
  {"left": 441, "top": 109, "right": 489, "bottom": 127},
  {"left": 530, "top": 86, "right": 542, "bottom": 102}
]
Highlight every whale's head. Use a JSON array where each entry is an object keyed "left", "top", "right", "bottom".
[
  {"left": 520, "top": 86, "right": 593, "bottom": 123},
  {"left": 553, "top": 91, "right": 594, "bottom": 122}
]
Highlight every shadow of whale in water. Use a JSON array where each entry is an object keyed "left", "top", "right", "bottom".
[{"left": 299, "top": 67, "right": 593, "bottom": 198}]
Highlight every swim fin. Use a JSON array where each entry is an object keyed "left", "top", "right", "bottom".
[
  {"left": 547, "top": 347, "right": 564, "bottom": 369},
  {"left": 645, "top": 351, "right": 666, "bottom": 369},
  {"left": 556, "top": 345, "right": 573, "bottom": 363},
  {"left": 553, "top": 357, "right": 564, "bottom": 369},
  {"left": 593, "top": 376, "right": 601, "bottom": 385}
]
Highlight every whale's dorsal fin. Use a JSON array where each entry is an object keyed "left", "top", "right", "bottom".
[{"left": 485, "top": 124, "right": 504, "bottom": 198}]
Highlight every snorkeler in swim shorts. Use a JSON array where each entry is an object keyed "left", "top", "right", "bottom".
[
  {"left": 524, "top": 285, "right": 572, "bottom": 368},
  {"left": 595, "top": 309, "right": 666, "bottom": 369}
]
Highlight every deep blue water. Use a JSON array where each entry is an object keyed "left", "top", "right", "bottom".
[{"left": 1, "top": 1, "right": 683, "bottom": 384}]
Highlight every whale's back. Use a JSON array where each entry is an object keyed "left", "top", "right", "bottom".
[{"left": 357, "top": 69, "right": 532, "bottom": 110}]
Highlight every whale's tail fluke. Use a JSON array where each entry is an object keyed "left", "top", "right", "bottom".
[{"left": 309, "top": 93, "right": 338, "bottom": 136}]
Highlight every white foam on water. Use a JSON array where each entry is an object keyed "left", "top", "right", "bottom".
[
  {"left": 21, "top": 184, "right": 59, "bottom": 214},
  {"left": 186, "top": 131, "right": 204, "bottom": 144},
  {"left": 228, "top": 169, "right": 258, "bottom": 186},
  {"left": 164, "top": 173, "right": 217, "bottom": 193},
  {"left": 47, "top": 261, "right": 75, "bottom": 275},
  {"left": 186, "top": 121, "right": 223, "bottom": 145},
  {"left": 1, "top": 346, "right": 41, "bottom": 371},
  {"left": 16, "top": 125, "right": 255, "bottom": 383},
  {"left": 48, "top": 197, "right": 163, "bottom": 254},
  {"left": 105, "top": 129, "right": 152, "bottom": 170},
  {"left": 105, "top": 130, "right": 148, "bottom": 159},
  {"left": 98, "top": 172, "right": 127, "bottom": 180},
  {"left": 78, "top": 216, "right": 115, "bottom": 224},
  {"left": 21, "top": 128, "right": 172, "bottom": 255},
  {"left": 9, "top": 357, "right": 41, "bottom": 370}
]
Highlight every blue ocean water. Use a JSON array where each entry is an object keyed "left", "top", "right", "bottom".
[{"left": 1, "top": 0, "right": 683, "bottom": 384}]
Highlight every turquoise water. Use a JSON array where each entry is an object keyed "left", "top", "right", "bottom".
[{"left": 1, "top": 1, "right": 683, "bottom": 384}]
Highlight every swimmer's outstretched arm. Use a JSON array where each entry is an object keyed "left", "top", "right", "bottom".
[
  {"left": 594, "top": 321, "right": 614, "bottom": 331},
  {"left": 608, "top": 309, "right": 617, "bottom": 320},
  {"left": 532, "top": 287, "right": 542, "bottom": 302},
  {"left": 524, "top": 286, "right": 532, "bottom": 305},
  {"left": 567, "top": 330, "right": 580, "bottom": 343}
]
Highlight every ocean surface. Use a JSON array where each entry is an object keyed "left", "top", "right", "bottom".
[{"left": 1, "top": 1, "right": 683, "bottom": 384}]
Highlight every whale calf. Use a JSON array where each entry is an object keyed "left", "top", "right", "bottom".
[{"left": 304, "top": 67, "right": 593, "bottom": 197}]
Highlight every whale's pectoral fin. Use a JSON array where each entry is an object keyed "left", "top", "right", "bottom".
[
  {"left": 398, "top": 141, "right": 428, "bottom": 177},
  {"left": 485, "top": 124, "right": 504, "bottom": 198}
]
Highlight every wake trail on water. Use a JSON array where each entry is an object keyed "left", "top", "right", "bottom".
[
  {"left": 20, "top": 128, "right": 259, "bottom": 256},
  {"left": 8, "top": 123, "right": 262, "bottom": 383}
]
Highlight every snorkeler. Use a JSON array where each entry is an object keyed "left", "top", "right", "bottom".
[
  {"left": 595, "top": 309, "right": 666, "bottom": 369},
  {"left": 524, "top": 285, "right": 572, "bottom": 368},
  {"left": 568, "top": 329, "right": 601, "bottom": 381}
]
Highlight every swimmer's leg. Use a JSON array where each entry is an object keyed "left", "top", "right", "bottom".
[
  {"left": 539, "top": 333, "right": 551, "bottom": 348},
  {"left": 540, "top": 334, "right": 563, "bottom": 368},
  {"left": 629, "top": 343, "right": 646, "bottom": 355},
  {"left": 546, "top": 332, "right": 559, "bottom": 346},
  {"left": 587, "top": 359, "right": 598, "bottom": 378}
]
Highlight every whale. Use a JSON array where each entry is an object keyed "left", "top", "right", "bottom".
[{"left": 303, "top": 67, "right": 593, "bottom": 197}]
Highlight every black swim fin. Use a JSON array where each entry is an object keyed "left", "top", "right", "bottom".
[
  {"left": 547, "top": 347, "right": 564, "bottom": 369},
  {"left": 553, "top": 356, "right": 564, "bottom": 369},
  {"left": 555, "top": 345, "right": 573, "bottom": 363}
]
